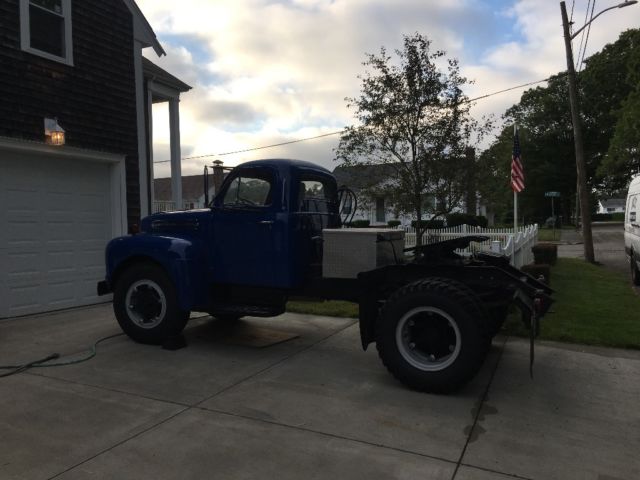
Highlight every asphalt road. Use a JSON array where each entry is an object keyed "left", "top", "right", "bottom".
[{"left": 559, "top": 223, "right": 629, "bottom": 273}]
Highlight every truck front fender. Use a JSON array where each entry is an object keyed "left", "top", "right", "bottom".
[{"left": 104, "top": 235, "right": 207, "bottom": 311}]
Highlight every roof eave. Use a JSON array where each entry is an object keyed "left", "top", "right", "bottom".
[{"left": 122, "top": 0, "right": 166, "bottom": 57}]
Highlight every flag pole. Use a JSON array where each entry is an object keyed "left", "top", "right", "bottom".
[{"left": 513, "top": 123, "right": 518, "bottom": 234}]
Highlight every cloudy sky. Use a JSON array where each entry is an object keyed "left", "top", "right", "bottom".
[{"left": 137, "top": 0, "right": 640, "bottom": 178}]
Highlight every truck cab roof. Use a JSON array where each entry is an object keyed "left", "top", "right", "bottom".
[{"left": 235, "top": 158, "right": 333, "bottom": 176}]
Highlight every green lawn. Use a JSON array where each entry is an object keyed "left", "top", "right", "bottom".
[
  {"left": 537, "top": 227, "right": 561, "bottom": 242},
  {"left": 287, "top": 300, "right": 358, "bottom": 318},
  {"left": 503, "top": 258, "right": 640, "bottom": 349},
  {"left": 287, "top": 258, "right": 640, "bottom": 349}
]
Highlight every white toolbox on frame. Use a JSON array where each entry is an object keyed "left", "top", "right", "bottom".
[{"left": 322, "top": 228, "right": 405, "bottom": 279}]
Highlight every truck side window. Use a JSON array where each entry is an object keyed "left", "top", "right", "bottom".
[
  {"left": 631, "top": 196, "right": 637, "bottom": 224},
  {"left": 298, "top": 180, "right": 329, "bottom": 212},
  {"left": 223, "top": 173, "right": 273, "bottom": 207}
]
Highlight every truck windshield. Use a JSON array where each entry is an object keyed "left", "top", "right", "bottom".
[{"left": 223, "top": 171, "right": 273, "bottom": 207}]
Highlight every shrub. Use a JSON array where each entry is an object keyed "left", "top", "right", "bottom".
[
  {"left": 348, "top": 220, "right": 370, "bottom": 228},
  {"left": 446, "top": 213, "right": 475, "bottom": 227},
  {"left": 412, "top": 219, "right": 445, "bottom": 229},
  {"left": 532, "top": 242, "right": 557, "bottom": 265},
  {"left": 521, "top": 263, "right": 551, "bottom": 285},
  {"left": 446, "top": 213, "right": 488, "bottom": 228},
  {"left": 612, "top": 212, "right": 625, "bottom": 221},
  {"left": 387, "top": 220, "right": 401, "bottom": 228},
  {"left": 426, "top": 219, "right": 445, "bottom": 229},
  {"left": 592, "top": 213, "right": 613, "bottom": 221}
]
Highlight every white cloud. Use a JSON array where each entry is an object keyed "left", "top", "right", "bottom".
[{"left": 138, "top": 0, "right": 640, "bottom": 177}]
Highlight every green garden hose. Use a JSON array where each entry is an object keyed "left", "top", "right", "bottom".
[{"left": 0, "top": 333, "right": 124, "bottom": 378}]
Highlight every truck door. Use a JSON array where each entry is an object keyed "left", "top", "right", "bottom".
[{"left": 210, "top": 167, "right": 280, "bottom": 287}]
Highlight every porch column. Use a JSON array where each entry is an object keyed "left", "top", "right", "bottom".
[{"left": 169, "top": 97, "right": 182, "bottom": 208}]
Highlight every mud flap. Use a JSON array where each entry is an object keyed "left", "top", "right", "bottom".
[
  {"left": 529, "top": 298, "right": 542, "bottom": 378},
  {"left": 513, "top": 290, "right": 544, "bottom": 378}
]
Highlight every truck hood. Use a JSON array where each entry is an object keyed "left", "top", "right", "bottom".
[{"left": 140, "top": 209, "right": 210, "bottom": 235}]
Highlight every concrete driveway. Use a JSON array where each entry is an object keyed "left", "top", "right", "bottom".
[{"left": 1, "top": 305, "right": 639, "bottom": 480}]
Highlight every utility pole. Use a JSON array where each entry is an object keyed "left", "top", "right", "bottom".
[{"left": 560, "top": 1, "right": 595, "bottom": 263}]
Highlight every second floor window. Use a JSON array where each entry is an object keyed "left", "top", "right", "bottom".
[{"left": 20, "top": 0, "right": 73, "bottom": 65}]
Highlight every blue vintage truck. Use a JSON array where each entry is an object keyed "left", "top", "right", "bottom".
[{"left": 98, "top": 159, "right": 552, "bottom": 393}]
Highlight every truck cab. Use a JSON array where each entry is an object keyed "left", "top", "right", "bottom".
[{"left": 100, "top": 159, "right": 340, "bottom": 330}]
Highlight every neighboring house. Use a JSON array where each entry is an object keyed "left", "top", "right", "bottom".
[
  {"left": 153, "top": 162, "right": 228, "bottom": 212},
  {"left": 153, "top": 175, "right": 212, "bottom": 212},
  {"left": 598, "top": 198, "right": 626, "bottom": 214},
  {"left": 0, "top": 0, "right": 190, "bottom": 318},
  {"left": 333, "top": 164, "right": 478, "bottom": 226}
]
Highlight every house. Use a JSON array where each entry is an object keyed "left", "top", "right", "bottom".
[
  {"left": 333, "top": 164, "right": 401, "bottom": 226},
  {"left": 153, "top": 161, "right": 228, "bottom": 212},
  {"left": 0, "top": 0, "right": 190, "bottom": 318},
  {"left": 597, "top": 198, "right": 626, "bottom": 214},
  {"left": 333, "top": 163, "right": 480, "bottom": 227},
  {"left": 153, "top": 175, "right": 210, "bottom": 212}
]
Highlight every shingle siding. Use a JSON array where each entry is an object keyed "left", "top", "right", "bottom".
[{"left": 0, "top": 0, "right": 141, "bottom": 225}]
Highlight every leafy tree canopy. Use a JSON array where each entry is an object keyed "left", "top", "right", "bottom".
[
  {"left": 335, "top": 33, "right": 489, "bottom": 244},
  {"left": 478, "top": 28, "right": 640, "bottom": 223}
]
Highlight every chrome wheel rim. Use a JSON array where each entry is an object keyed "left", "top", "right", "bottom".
[
  {"left": 125, "top": 280, "right": 167, "bottom": 329},
  {"left": 395, "top": 307, "right": 462, "bottom": 371}
]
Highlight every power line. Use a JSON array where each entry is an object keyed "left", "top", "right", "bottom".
[
  {"left": 153, "top": 75, "right": 559, "bottom": 164},
  {"left": 578, "top": 0, "right": 596, "bottom": 72},
  {"left": 575, "top": 0, "right": 592, "bottom": 69},
  {"left": 461, "top": 76, "right": 557, "bottom": 104},
  {"left": 153, "top": 131, "right": 344, "bottom": 163},
  {"left": 570, "top": 0, "right": 576, "bottom": 24}
]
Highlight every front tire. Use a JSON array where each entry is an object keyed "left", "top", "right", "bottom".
[
  {"left": 376, "top": 278, "right": 489, "bottom": 393},
  {"left": 113, "top": 263, "right": 190, "bottom": 344}
]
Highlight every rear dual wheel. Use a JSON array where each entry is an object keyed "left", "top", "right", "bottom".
[{"left": 376, "top": 278, "right": 489, "bottom": 393}]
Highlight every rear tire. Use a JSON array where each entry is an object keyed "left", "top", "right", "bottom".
[
  {"left": 376, "top": 278, "right": 489, "bottom": 393},
  {"left": 113, "top": 263, "right": 190, "bottom": 344}
]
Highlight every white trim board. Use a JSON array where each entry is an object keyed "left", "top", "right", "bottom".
[{"left": 19, "top": 0, "right": 74, "bottom": 66}]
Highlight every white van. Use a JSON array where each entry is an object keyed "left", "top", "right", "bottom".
[{"left": 625, "top": 175, "right": 640, "bottom": 285}]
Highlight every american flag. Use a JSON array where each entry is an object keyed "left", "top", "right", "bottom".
[{"left": 511, "top": 126, "right": 524, "bottom": 193}]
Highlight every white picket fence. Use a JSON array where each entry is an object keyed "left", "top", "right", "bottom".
[{"left": 402, "top": 224, "right": 538, "bottom": 268}]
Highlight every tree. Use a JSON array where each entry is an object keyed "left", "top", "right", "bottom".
[
  {"left": 477, "top": 29, "right": 640, "bottom": 223},
  {"left": 335, "top": 33, "right": 486, "bottom": 246},
  {"left": 596, "top": 30, "right": 640, "bottom": 188}
]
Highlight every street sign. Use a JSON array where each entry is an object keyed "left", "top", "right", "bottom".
[{"left": 545, "top": 191, "right": 561, "bottom": 197}]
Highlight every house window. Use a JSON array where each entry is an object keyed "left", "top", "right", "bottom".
[
  {"left": 20, "top": 0, "right": 73, "bottom": 65},
  {"left": 376, "top": 197, "right": 385, "bottom": 223}
]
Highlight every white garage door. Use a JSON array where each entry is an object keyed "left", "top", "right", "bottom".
[{"left": 0, "top": 151, "right": 114, "bottom": 318}]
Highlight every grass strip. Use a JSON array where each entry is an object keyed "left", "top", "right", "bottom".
[
  {"left": 286, "top": 258, "right": 640, "bottom": 349},
  {"left": 504, "top": 258, "right": 640, "bottom": 349}
]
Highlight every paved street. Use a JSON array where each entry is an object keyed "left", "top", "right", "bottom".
[
  {"left": 559, "top": 223, "right": 628, "bottom": 272},
  {"left": 1, "top": 304, "right": 639, "bottom": 479}
]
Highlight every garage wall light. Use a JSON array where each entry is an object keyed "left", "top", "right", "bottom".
[{"left": 44, "top": 117, "right": 65, "bottom": 146}]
